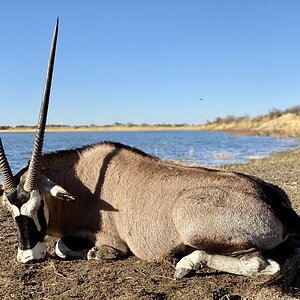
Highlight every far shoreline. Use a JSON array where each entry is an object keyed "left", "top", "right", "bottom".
[
  {"left": 0, "top": 125, "right": 299, "bottom": 139},
  {"left": 1, "top": 125, "right": 204, "bottom": 134}
]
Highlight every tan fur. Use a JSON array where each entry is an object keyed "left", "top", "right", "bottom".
[{"left": 15, "top": 142, "right": 289, "bottom": 261}]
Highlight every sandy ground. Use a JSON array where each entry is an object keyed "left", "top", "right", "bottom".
[{"left": 0, "top": 148, "right": 299, "bottom": 300}]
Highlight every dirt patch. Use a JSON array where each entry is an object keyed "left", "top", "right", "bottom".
[{"left": 0, "top": 149, "right": 299, "bottom": 299}]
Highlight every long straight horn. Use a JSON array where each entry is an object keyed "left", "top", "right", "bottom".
[
  {"left": 24, "top": 18, "right": 59, "bottom": 192},
  {"left": 0, "top": 138, "right": 16, "bottom": 191}
]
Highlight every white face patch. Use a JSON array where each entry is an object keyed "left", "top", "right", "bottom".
[
  {"left": 20, "top": 190, "right": 43, "bottom": 231},
  {"left": 2, "top": 193, "right": 21, "bottom": 217},
  {"left": 17, "top": 241, "right": 46, "bottom": 263},
  {"left": 10, "top": 204, "right": 21, "bottom": 217}
]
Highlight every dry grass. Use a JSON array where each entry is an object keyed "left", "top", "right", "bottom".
[{"left": 199, "top": 113, "right": 300, "bottom": 137}]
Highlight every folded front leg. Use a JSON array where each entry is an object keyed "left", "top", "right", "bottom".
[{"left": 87, "top": 233, "right": 129, "bottom": 260}]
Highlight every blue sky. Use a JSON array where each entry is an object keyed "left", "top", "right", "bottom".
[{"left": 0, "top": 1, "right": 299, "bottom": 126}]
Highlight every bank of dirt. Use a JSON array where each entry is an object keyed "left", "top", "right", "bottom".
[
  {"left": 198, "top": 113, "right": 300, "bottom": 137},
  {"left": 0, "top": 149, "right": 299, "bottom": 299}
]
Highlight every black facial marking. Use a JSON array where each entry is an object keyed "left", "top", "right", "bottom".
[
  {"left": 15, "top": 215, "right": 40, "bottom": 250},
  {"left": 15, "top": 201, "right": 47, "bottom": 250},
  {"left": 5, "top": 186, "right": 30, "bottom": 209}
]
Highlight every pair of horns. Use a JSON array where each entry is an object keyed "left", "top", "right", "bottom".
[{"left": 0, "top": 18, "right": 59, "bottom": 193}]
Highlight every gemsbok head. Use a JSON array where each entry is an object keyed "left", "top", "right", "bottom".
[{"left": 1, "top": 18, "right": 74, "bottom": 263}]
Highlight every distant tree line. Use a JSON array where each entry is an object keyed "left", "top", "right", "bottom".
[
  {"left": 206, "top": 105, "right": 300, "bottom": 125},
  {"left": 267, "top": 106, "right": 300, "bottom": 118},
  {"left": 0, "top": 123, "right": 189, "bottom": 130},
  {"left": 1, "top": 106, "right": 298, "bottom": 129}
]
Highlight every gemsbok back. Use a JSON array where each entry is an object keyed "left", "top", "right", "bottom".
[{"left": 1, "top": 19, "right": 300, "bottom": 295}]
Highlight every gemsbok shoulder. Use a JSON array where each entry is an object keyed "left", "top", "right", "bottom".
[{"left": 1, "top": 19, "right": 300, "bottom": 295}]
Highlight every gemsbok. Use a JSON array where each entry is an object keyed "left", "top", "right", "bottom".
[{"left": 1, "top": 19, "right": 300, "bottom": 294}]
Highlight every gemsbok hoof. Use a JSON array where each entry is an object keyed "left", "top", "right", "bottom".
[
  {"left": 174, "top": 268, "right": 193, "bottom": 279},
  {"left": 87, "top": 245, "right": 118, "bottom": 260}
]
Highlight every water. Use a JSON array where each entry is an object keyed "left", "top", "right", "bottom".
[{"left": 0, "top": 131, "right": 298, "bottom": 179}]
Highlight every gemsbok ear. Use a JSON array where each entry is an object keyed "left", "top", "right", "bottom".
[{"left": 39, "top": 175, "right": 76, "bottom": 201}]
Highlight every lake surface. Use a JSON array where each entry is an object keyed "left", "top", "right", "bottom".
[{"left": 0, "top": 131, "right": 298, "bottom": 179}]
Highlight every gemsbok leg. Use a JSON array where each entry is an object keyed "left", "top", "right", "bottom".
[
  {"left": 55, "top": 235, "right": 128, "bottom": 260},
  {"left": 175, "top": 249, "right": 280, "bottom": 279}
]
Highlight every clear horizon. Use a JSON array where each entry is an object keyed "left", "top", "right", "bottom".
[{"left": 0, "top": 1, "right": 299, "bottom": 127}]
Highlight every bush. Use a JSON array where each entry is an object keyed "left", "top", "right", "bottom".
[
  {"left": 208, "top": 106, "right": 299, "bottom": 125},
  {"left": 268, "top": 108, "right": 282, "bottom": 118},
  {"left": 284, "top": 105, "right": 300, "bottom": 115},
  {"left": 0, "top": 126, "right": 12, "bottom": 130},
  {"left": 212, "top": 114, "right": 249, "bottom": 124}
]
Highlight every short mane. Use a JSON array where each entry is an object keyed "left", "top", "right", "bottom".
[{"left": 42, "top": 141, "right": 155, "bottom": 160}]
